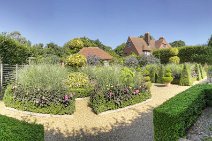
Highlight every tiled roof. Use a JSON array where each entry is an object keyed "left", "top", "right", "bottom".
[
  {"left": 79, "top": 47, "right": 113, "bottom": 60},
  {"left": 129, "top": 37, "right": 152, "bottom": 54}
]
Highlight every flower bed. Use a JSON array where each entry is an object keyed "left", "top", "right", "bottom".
[
  {"left": 0, "top": 114, "right": 44, "bottom": 141},
  {"left": 153, "top": 84, "right": 212, "bottom": 141},
  {"left": 82, "top": 66, "right": 151, "bottom": 114},
  {"left": 3, "top": 64, "right": 75, "bottom": 115}
]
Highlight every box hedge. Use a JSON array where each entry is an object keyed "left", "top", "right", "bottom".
[
  {"left": 153, "top": 84, "right": 212, "bottom": 141},
  {"left": 153, "top": 46, "right": 212, "bottom": 65},
  {"left": 0, "top": 114, "right": 44, "bottom": 141}
]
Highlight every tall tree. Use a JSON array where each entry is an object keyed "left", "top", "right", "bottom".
[
  {"left": 208, "top": 35, "right": 212, "bottom": 47},
  {"left": 64, "top": 38, "right": 84, "bottom": 54},
  {"left": 114, "top": 43, "right": 126, "bottom": 56},
  {"left": 170, "top": 40, "right": 186, "bottom": 47}
]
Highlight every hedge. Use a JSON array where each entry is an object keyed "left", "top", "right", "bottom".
[
  {"left": 153, "top": 84, "right": 212, "bottom": 141},
  {"left": 70, "top": 88, "right": 93, "bottom": 98},
  {"left": 153, "top": 46, "right": 212, "bottom": 64},
  {"left": 0, "top": 114, "right": 44, "bottom": 141}
]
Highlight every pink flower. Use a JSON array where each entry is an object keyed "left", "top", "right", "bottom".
[
  {"left": 64, "top": 95, "right": 69, "bottom": 101},
  {"left": 135, "top": 89, "right": 139, "bottom": 94}
]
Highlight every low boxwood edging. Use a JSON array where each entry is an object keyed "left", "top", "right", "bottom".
[
  {"left": 3, "top": 85, "right": 75, "bottom": 115},
  {"left": 0, "top": 114, "right": 44, "bottom": 141},
  {"left": 70, "top": 88, "right": 93, "bottom": 98},
  {"left": 153, "top": 84, "right": 212, "bottom": 141}
]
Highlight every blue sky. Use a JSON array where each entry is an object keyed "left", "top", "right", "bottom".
[{"left": 0, "top": 0, "right": 211, "bottom": 48}]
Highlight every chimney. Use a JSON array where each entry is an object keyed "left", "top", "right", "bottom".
[
  {"left": 159, "top": 37, "right": 164, "bottom": 40},
  {"left": 144, "top": 32, "right": 151, "bottom": 45}
]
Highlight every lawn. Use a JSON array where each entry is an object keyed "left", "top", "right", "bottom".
[{"left": 0, "top": 114, "right": 44, "bottom": 141}]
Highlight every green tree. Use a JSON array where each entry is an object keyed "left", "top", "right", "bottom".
[
  {"left": 0, "top": 34, "right": 30, "bottom": 64},
  {"left": 170, "top": 40, "right": 186, "bottom": 47},
  {"left": 64, "top": 38, "right": 84, "bottom": 53},
  {"left": 208, "top": 35, "right": 212, "bottom": 47},
  {"left": 114, "top": 43, "right": 126, "bottom": 56}
]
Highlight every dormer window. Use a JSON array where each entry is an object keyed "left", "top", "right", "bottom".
[{"left": 163, "top": 44, "right": 166, "bottom": 48}]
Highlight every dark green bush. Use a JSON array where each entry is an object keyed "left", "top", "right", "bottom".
[
  {"left": 153, "top": 46, "right": 212, "bottom": 65},
  {"left": 153, "top": 84, "right": 212, "bottom": 141},
  {"left": 179, "top": 64, "right": 192, "bottom": 86},
  {"left": 205, "top": 88, "right": 212, "bottom": 107},
  {"left": 0, "top": 114, "right": 44, "bottom": 141}
]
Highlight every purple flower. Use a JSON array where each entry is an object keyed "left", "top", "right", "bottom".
[{"left": 64, "top": 95, "right": 69, "bottom": 101}]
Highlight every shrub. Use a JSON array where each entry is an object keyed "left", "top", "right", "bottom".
[
  {"left": 199, "top": 64, "right": 206, "bottom": 79},
  {"left": 169, "top": 56, "right": 180, "bottom": 64},
  {"left": 66, "top": 72, "right": 93, "bottom": 98},
  {"left": 153, "top": 84, "right": 212, "bottom": 141},
  {"left": 124, "top": 56, "right": 139, "bottom": 67},
  {"left": 166, "top": 63, "right": 183, "bottom": 84},
  {"left": 157, "top": 65, "right": 165, "bottom": 83},
  {"left": 87, "top": 55, "right": 101, "bottom": 66},
  {"left": 82, "top": 66, "right": 151, "bottom": 114},
  {"left": 0, "top": 114, "right": 44, "bottom": 141},
  {"left": 162, "top": 68, "right": 173, "bottom": 84},
  {"left": 195, "top": 64, "right": 202, "bottom": 80},
  {"left": 3, "top": 64, "right": 75, "bottom": 115},
  {"left": 145, "top": 64, "right": 159, "bottom": 83},
  {"left": 66, "top": 54, "right": 87, "bottom": 68},
  {"left": 153, "top": 46, "right": 212, "bottom": 65},
  {"left": 179, "top": 64, "right": 192, "bottom": 86},
  {"left": 139, "top": 54, "right": 160, "bottom": 66},
  {"left": 169, "top": 48, "right": 179, "bottom": 56}
]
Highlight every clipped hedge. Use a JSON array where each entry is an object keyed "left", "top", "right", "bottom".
[
  {"left": 153, "top": 84, "right": 212, "bottom": 141},
  {"left": 153, "top": 46, "right": 212, "bottom": 64},
  {"left": 0, "top": 114, "right": 44, "bottom": 141}
]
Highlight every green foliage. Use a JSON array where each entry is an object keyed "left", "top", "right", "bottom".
[
  {"left": 170, "top": 40, "right": 185, "bottom": 47},
  {"left": 66, "top": 72, "right": 93, "bottom": 98},
  {"left": 199, "top": 64, "right": 206, "bottom": 78},
  {"left": 3, "top": 64, "right": 75, "bottom": 115},
  {"left": 114, "top": 43, "right": 126, "bottom": 56},
  {"left": 179, "top": 64, "right": 192, "bottom": 86},
  {"left": 169, "top": 56, "right": 180, "bottom": 64},
  {"left": 0, "top": 114, "right": 44, "bottom": 141},
  {"left": 208, "top": 35, "right": 212, "bottom": 47},
  {"left": 196, "top": 64, "right": 202, "bottom": 80},
  {"left": 169, "top": 48, "right": 179, "bottom": 56},
  {"left": 81, "top": 65, "right": 151, "bottom": 114},
  {"left": 0, "top": 34, "right": 30, "bottom": 64},
  {"left": 145, "top": 64, "right": 159, "bottom": 83},
  {"left": 66, "top": 72, "right": 90, "bottom": 88},
  {"left": 64, "top": 38, "right": 84, "bottom": 53},
  {"left": 153, "top": 84, "right": 212, "bottom": 141},
  {"left": 153, "top": 46, "right": 212, "bottom": 65},
  {"left": 120, "top": 67, "right": 135, "bottom": 86},
  {"left": 66, "top": 54, "right": 87, "bottom": 68},
  {"left": 162, "top": 68, "right": 173, "bottom": 84},
  {"left": 157, "top": 65, "right": 165, "bottom": 83}
]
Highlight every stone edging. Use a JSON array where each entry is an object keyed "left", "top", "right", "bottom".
[
  {"left": 98, "top": 98, "right": 152, "bottom": 116},
  {"left": 4, "top": 107, "right": 74, "bottom": 118}
]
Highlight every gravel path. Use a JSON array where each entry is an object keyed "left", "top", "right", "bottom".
[
  {"left": 185, "top": 107, "right": 212, "bottom": 141},
  {"left": 0, "top": 81, "right": 205, "bottom": 141}
]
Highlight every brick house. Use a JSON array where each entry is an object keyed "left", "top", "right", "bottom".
[{"left": 123, "top": 32, "right": 171, "bottom": 56}]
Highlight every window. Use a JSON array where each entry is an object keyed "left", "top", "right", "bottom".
[
  {"left": 163, "top": 44, "right": 166, "bottom": 48},
  {"left": 143, "top": 51, "right": 150, "bottom": 56}
]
